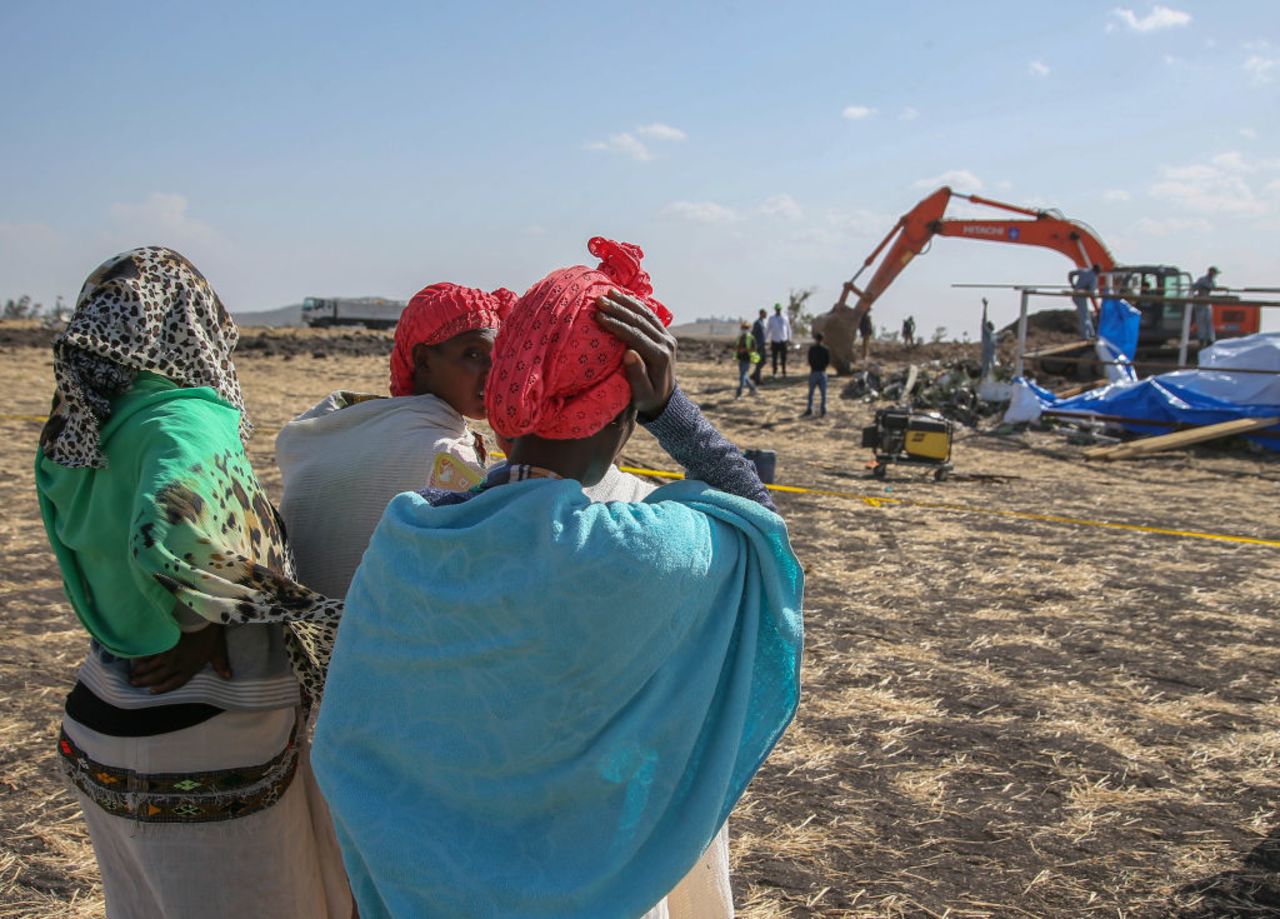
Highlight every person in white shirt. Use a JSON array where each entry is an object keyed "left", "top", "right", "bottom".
[{"left": 766, "top": 302, "right": 792, "bottom": 377}]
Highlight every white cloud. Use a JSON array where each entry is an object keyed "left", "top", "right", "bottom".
[
  {"left": 1211, "top": 151, "right": 1254, "bottom": 172},
  {"left": 587, "top": 122, "right": 686, "bottom": 160},
  {"left": 898, "top": 106, "right": 919, "bottom": 121},
  {"left": 1110, "top": 5, "right": 1191, "bottom": 32},
  {"left": 914, "top": 170, "right": 984, "bottom": 193},
  {"left": 789, "top": 207, "right": 889, "bottom": 249},
  {"left": 636, "top": 123, "right": 687, "bottom": 142},
  {"left": 586, "top": 132, "right": 652, "bottom": 161},
  {"left": 1132, "top": 215, "right": 1213, "bottom": 236},
  {"left": 842, "top": 105, "right": 877, "bottom": 120},
  {"left": 1029, "top": 60, "right": 1050, "bottom": 77},
  {"left": 1244, "top": 55, "right": 1278, "bottom": 84},
  {"left": 1103, "top": 189, "right": 1132, "bottom": 202},
  {"left": 759, "top": 194, "right": 803, "bottom": 221},
  {"left": 1240, "top": 127, "right": 1258, "bottom": 139},
  {"left": 1148, "top": 152, "right": 1278, "bottom": 215},
  {"left": 661, "top": 201, "right": 739, "bottom": 224},
  {"left": 108, "top": 193, "right": 223, "bottom": 247}
]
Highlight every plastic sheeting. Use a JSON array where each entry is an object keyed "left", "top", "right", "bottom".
[
  {"left": 1097, "top": 297, "right": 1141, "bottom": 360},
  {"left": 1003, "top": 332, "right": 1280, "bottom": 449},
  {"left": 1195, "top": 332, "right": 1280, "bottom": 405},
  {"left": 1094, "top": 337, "right": 1137, "bottom": 384}
]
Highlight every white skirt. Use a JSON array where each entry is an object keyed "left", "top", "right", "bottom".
[{"left": 62, "top": 707, "right": 351, "bottom": 919}]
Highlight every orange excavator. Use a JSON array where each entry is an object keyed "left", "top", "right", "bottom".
[{"left": 811, "top": 186, "right": 1258, "bottom": 374}]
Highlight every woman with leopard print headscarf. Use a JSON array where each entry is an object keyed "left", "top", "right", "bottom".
[{"left": 35, "top": 247, "right": 351, "bottom": 919}]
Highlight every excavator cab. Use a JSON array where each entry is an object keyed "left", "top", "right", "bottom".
[{"left": 1112, "top": 265, "right": 1191, "bottom": 345}]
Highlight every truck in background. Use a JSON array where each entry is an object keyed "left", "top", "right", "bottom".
[{"left": 301, "top": 296, "right": 406, "bottom": 329}]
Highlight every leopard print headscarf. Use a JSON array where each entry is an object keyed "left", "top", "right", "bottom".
[{"left": 42, "top": 247, "right": 252, "bottom": 468}]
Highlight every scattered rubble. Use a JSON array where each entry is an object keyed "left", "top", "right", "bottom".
[{"left": 839, "top": 358, "right": 1007, "bottom": 426}]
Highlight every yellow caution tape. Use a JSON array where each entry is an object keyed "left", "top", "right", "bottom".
[
  {"left": 6, "top": 413, "right": 1274, "bottom": 548},
  {"left": 615, "top": 465, "right": 1280, "bottom": 548}
]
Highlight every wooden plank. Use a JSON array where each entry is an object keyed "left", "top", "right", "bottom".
[
  {"left": 1025, "top": 340, "right": 1092, "bottom": 359},
  {"left": 1084, "top": 416, "right": 1280, "bottom": 460},
  {"left": 1053, "top": 379, "right": 1109, "bottom": 399},
  {"left": 1047, "top": 409, "right": 1280, "bottom": 442}
]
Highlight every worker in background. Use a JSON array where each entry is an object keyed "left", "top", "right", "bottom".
[
  {"left": 1067, "top": 263, "right": 1099, "bottom": 340},
  {"left": 1191, "top": 266, "right": 1220, "bottom": 346},
  {"left": 766, "top": 303, "right": 791, "bottom": 377},
  {"left": 902, "top": 315, "right": 916, "bottom": 348},
  {"left": 980, "top": 297, "right": 998, "bottom": 378},
  {"left": 802, "top": 331, "right": 829, "bottom": 418},
  {"left": 858, "top": 310, "right": 874, "bottom": 362},
  {"left": 750, "top": 307, "right": 768, "bottom": 386},
  {"left": 735, "top": 321, "right": 761, "bottom": 398}
]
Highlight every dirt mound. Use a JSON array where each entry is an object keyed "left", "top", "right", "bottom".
[
  {"left": 0, "top": 320, "right": 397, "bottom": 359},
  {"left": 0, "top": 320, "right": 59, "bottom": 349},
  {"left": 234, "top": 326, "right": 394, "bottom": 358}
]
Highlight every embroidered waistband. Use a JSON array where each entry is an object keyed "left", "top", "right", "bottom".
[{"left": 58, "top": 716, "right": 300, "bottom": 824}]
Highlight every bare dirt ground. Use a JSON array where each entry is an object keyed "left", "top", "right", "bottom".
[{"left": 2, "top": 323, "right": 1278, "bottom": 917}]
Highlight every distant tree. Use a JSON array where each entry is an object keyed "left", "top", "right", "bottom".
[
  {"left": 879, "top": 325, "right": 900, "bottom": 342},
  {"left": 52, "top": 295, "right": 68, "bottom": 321},
  {"left": 3, "top": 295, "right": 33, "bottom": 319},
  {"left": 931, "top": 326, "right": 948, "bottom": 344},
  {"left": 786, "top": 287, "right": 815, "bottom": 336}
]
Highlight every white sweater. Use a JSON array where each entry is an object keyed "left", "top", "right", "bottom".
[{"left": 276, "top": 392, "right": 484, "bottom": 598}]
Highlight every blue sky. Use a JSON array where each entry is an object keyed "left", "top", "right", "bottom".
[{"left": 3, "top": 1, "right": 1278, "bottom": 334}]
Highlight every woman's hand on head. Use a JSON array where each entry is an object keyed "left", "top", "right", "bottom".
[
  {"left": 595, "top": 289, "right": 677, "bottom": 420},
  {"left": 129, "top": 623, "right": 231, "bottom": 694}
]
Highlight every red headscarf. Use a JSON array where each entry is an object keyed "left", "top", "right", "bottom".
[
  {"left": 389, "top": 283, "right": 516, "bottom": 396},
  {"left": 486, "top": 237, "right": 672, "bottom": 441}
]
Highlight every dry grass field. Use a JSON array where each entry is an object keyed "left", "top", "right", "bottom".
[{"left": 2, "top": 323, "right": 1278, "bottom": 917}]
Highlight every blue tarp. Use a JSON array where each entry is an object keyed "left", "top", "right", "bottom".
[
  {"left": 1097, "top": 297, "right": 1141, "bottom": 361},
  {"left": 1008, "top": 332, "right": 1280, "bottom": 450}
]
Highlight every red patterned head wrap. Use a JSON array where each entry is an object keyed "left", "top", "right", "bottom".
[
  {"left": 389, "top": 283, "right": 516, "bottom": 396},
  {"left": 486, "top": 237, "right": 672, "bottom": 441}
]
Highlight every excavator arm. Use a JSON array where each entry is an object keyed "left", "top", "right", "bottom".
[{"left": 812, "top": 186, "right": 1117, "bottom": 374}]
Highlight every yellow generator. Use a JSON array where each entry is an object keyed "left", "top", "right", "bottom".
[{"left": 861, "top": 408, "right": 955, "bottom": 481}]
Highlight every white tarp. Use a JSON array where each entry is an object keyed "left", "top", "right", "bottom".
[{"left": 1190, "top": 333, "right": 1280, "bottom": 405}]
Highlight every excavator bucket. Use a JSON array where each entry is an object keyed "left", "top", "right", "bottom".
[{"left": 811, "top": 303, "right": 865, "bottom": 376}]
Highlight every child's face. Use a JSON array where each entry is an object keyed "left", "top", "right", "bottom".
[{"left": 411, "top": 329, "right": 497, "bottom": 420}]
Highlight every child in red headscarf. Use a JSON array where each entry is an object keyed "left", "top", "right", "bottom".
[{"left": 276, "top": 282, "right": 514, "bottom": 599}]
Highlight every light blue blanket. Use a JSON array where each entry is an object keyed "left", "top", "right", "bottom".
[{"left": 312, "top": 477, "right": 803, "bottom": 918}]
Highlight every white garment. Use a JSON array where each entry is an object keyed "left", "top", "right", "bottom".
[
  {"left": 584, "top": 462, "right": 660, "bottom": 502},
  {"left": 76, "top": 619, "right": 299, "bottom": 713},
  {"left": 276, "top": 392, "right": 484, "bottom": 598},
  {"left": 766, "top": 313, "right": 792, "bottom": 344},
  {"left": 64, "top": 708, "right": 351, "bottom": 919},
  {"left": 582, "top": 466, "right": 735, "bottom": 919}
]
